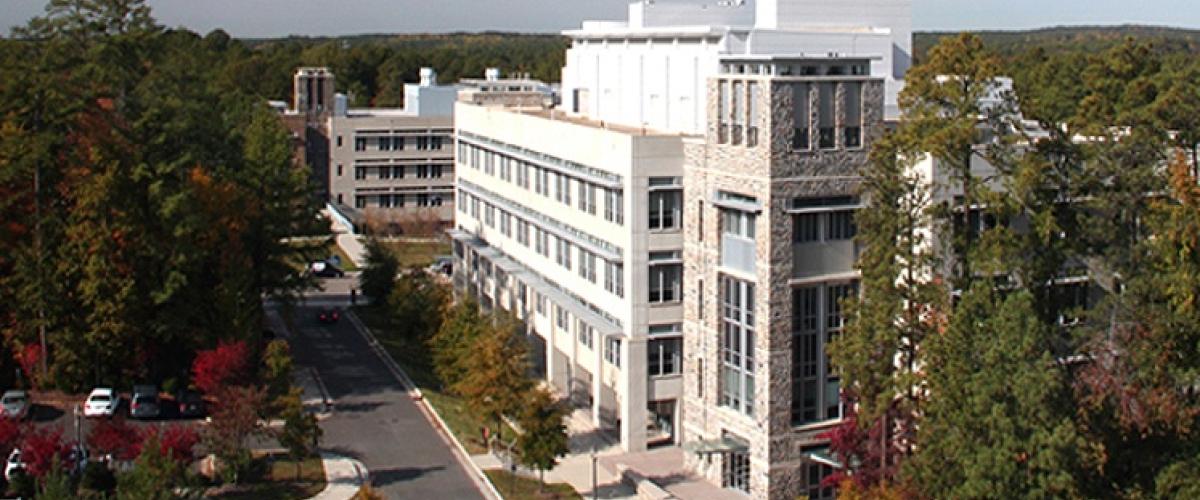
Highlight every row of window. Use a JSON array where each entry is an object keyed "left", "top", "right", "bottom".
[
  {"left": 354, "top": 193, "right": 445, "bottom": 209},
  {"left": 791, "top": 82, "right": 864, "bottom": 150},
  {"left": 459, "top": 191, "right": 626, "bottom": 299},
  {"left": 349, "top": 164, "right": 446, "bottom": 180},
  {"left": 793, "top": 210, "right": 857, "bottom": 243},
  {"left": 348, "top": 134, "right": 446, "bottom": 152},
  {"left": 716, "top": 80, "right": 762, "bottom": 147},
  {"left": 460, "top": 142, "right": 626, "bottom": 225}
]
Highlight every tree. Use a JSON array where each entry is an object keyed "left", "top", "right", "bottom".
[
  {"left": 452, "top": 313, "right": 531, "bottom": 446},
  {"left": 276, "top": 387, "right": 322, "bottom": 480},
  {"left": 116, "top": 434, "right": 188, "bottom": 500},
  {"left": 429, "top": 299, "right": 486, "bottom": 390},
  {"left": 87, "top": 418, "right": 142, "bottom": 461},
  {"left": 515, "top": 387, "right": 569, "bottom": 488},
  {"left": 21, "top": 426, "right": 68, "bottom": 478},
  {"left": 387, "top": 266, "right": 449, "bottom": 342},
  {"left": 359, "top": 237, "right": 399, "bottom": 306},
  {"left": 191, "top": 340, "right": 251, "bottom": 395},
  {"left": 203, "top": 385, "right": 266, "bottom": 484},
  {"left": 897, "top": 32, "right": 1007, "bottom": 286},
  {"left": 37, "top": 456, "right": 74, "bottom": 500},
  {"left": 140, "top": 425, "right": 199, "bottom": 464},
  {"left": 262, "top": 339, "right": 294, "bottom": 403},
  {"left": 907, "top": 286, "right": 1085, "bottom": 498}
]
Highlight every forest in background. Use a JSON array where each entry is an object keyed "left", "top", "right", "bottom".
[{"left": 214, "top": 24, "right": 1200, "bottom": 107}]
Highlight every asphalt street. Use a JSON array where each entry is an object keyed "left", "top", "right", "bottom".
[{"left": 289, "top": 277, "right": 485, "bottom": 500}]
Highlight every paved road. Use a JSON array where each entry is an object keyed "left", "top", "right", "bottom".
[{"left": 287, "top": 280, "right": 486, "bottom": 500}]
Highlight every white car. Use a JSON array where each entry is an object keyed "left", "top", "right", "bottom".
[
  {"left": 83, "top": 388, "right": 118, "bottom": 418},
  {"left": 4, "top": 449, "right": 23, "bottom": 481},
  {"left": 0, "top": 391, "right": 28, "bottom": 420}
]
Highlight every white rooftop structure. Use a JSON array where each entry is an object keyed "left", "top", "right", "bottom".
[
  {"left": 560, "top": 0, "right": 912, "bottom": 132},
  {"left": 334, "top": 67, "right": 458, "bottom": 118}
]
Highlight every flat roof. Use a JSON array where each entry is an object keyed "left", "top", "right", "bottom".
[{"left": 498, "top": 106, "right": 683, "bottom": 138}]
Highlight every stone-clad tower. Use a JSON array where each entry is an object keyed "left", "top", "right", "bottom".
[{"left": 681, "top": 57, "right": 884, "bottom": 499}]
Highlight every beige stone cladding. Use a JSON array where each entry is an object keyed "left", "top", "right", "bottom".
[{"left": 682, "top": 74, "right": 883, "bottom": 499}]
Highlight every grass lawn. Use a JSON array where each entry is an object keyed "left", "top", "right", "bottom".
[
  {"left": 485, "top": 469, "right": 582, "bottom": 500},
  {"left": 210, "top": 453, "right": 326, "bottom": 500},
  {"left": 353, "top": 305, "right": 516, "bottom": 455},
  {"left": 380, "top": 239, "right": 450, "bottom": 268}
]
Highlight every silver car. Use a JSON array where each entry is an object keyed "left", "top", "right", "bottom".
[
  {"left": 130, "top": 385, "right": 159, "bottom": 419},
  {"left": 0, "top": 391, "right": 29, "bottom": 420}
]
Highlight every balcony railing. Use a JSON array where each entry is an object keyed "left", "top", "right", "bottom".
[
  {"left": 731, "top": 125, "right": 743, "bottom": 146},
  {"left": 747, "top": 126, "right": 759, "bottom": 148},
  {"left": 793, "top": 127, "right": 809, "bottom": 151},
  {"left": 844, "top": 127, "right": 862, "bottom": 149},
  {"left": 718, "top": 123, "right": 729, "bottom": 144}
]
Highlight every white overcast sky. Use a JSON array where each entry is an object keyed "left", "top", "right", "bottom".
[{"left": 3, "top": 0, "right": 1199, "bottom": 37}]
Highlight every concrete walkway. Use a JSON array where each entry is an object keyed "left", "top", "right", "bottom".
[
  {"left": 538, "top": 409, "right": 637, "bottom": 499},
  {"left": 328, "top": 210, "right": 368, "bottom": 268},
  {"left": 310, "top": 452, "right": 368, "bottom": 500}
]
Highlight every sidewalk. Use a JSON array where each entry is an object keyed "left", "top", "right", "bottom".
[
  {"left": 541, "top": 409, "right": 637, "bottom": 499},
  {"left": 310, "top": 452, "right": 368, "bottom": 500}
]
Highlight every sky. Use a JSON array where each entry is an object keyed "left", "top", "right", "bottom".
[{"left": 3, "top": 0, "right": 1199, "bottom": 38}]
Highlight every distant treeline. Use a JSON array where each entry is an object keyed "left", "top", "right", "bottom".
[
  {"left": 229, "top": 25, "right": 1200, "bottom": 106},
  {"left": 237, "top": 32, "right": 567, "bottom": 107},
  {"left": 915, "top": 25, "right": 1200, "bottom": 62}
]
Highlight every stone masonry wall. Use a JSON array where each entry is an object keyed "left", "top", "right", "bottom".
[{"left": 682, "top": 75, "right": 884, "bottom": 500}]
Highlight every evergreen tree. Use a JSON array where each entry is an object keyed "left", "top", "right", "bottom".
[
  {"left": 359, "top": 238, "right": 399, "bottom": 306},
  {"left": 387, "top": 266, "right": 450, "bottom": 342},
  {"left": 909, "top": 286, "right": 1085, "bottom": 498},
  {"left": 116, "top": 434, "right": 188, "bottom": 500},
  {"left": 429, "top": 299, "right": 486, "bottom": 390},
  {"left": 277, "top": 388, "right": 322, "bottom": 480}
]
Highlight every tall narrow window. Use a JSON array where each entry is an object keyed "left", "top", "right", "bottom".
[
  {"left": 793, "top": 84, "right": 810, "bottom": 150},
  {"left": 731, "top": 81, "right": 745, "bottom": 146},
  {"left": 717, "top": 80, "right": 730, "bottom": 144},
  {"left": 720, "top": 276, "right": 755, "bottom": 417},
  {"left": 649, "top": 186, "right": 682, "bottom": 231},
  {"left": 818, "top": 83, "right": 836, "bottom": 149},
  {"left": 791, "top": 282, "right": 855, "bottom": 426},
  {"left": 844, "top": 82, "right": 862, "bottom": 148},
  {"left": 649, "top": 252, "right": 682, "bottom": 304},
  {"left": 747, "top": 82, "right": 760, "bottom": 147}
]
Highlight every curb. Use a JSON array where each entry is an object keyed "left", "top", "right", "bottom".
[
  {"left": 344, "top": 309, "right": 504, "bottom": 500},
  {"left": 310, "top": 451, "right": 368, "bottom": 500}
]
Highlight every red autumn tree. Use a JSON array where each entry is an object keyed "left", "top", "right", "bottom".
[
  {"left": 87, "top": 418, "right": 142, "bottom": 461},
  {"left": 21, "top": 427, "right": 69, "bottom": 478},
  {"left": 139, "top": 425, "right": 199, "bottom": 463},
  {"left": 191, "top": 340, "right": 251, "bottom": 395},
  {"left": 0, "top": 418, "right": 22, "bottom": 453},
  {"left": 16, "top": 344, "right": 42, "bottom": 389}
]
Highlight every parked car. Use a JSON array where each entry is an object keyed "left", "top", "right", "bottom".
[
  {"left": 83, "top": 387, "right": 118, "bottom": 418},
  {"left": 129, "top": 385, "right": 160, "bottom": 419},
  {"left": 428, "top": 256, "right": 453, "bottom": 276},
  {"left": 5, "top": 449, "right": 24, "bottom": 481},
  {"left": 0, "top": 390, "right": 29, "bottom": 420},
  {"left": 317, "top": 307, "right": 341, "bottom": 324},
  {"left": 309, "top": 260, "right": 345, "bottom": 278},
  {"left": 176, "top": 389, "right": 206, "bottom": 418}
]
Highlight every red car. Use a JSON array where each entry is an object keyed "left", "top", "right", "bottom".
[{"left": 318, "top": 308, "right": 340, "bottom": 323}]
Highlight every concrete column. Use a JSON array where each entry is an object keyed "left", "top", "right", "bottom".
[
  {"left": 620, "top": 336, "right": 648, "bottom": 452},
  {"left": 592, "top": 335, "right": 604, "bottom": 427}
]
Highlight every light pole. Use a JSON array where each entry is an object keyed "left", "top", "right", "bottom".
[{"left": 590, "top": 445, "right": 598, "bottom": 500}]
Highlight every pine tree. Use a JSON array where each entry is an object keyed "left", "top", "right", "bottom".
[
  {"left": 429, "top": 299, "right": 486, "bottom": 390},
  {"left": 359, "top": 237, "right": 400, "bottom": 306},
  {"left": 909, "top": 285, "right": 1085, "bottom": 498},
  {"left": 387, "top": 266, "right": 450, "bottom": 342}
]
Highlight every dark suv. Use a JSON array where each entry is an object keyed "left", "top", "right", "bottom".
[{"left": 130, "top": 385, "right": 160, "bottom": 419}]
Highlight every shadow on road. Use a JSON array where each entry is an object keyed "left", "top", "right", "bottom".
[
  {"left": 323, "top": 445, "right": 366, "bottom": 461},
  {"left": 30, "top": 404, "right": 65, "bottom": 423},
  {"left": 371, "top": 465, "right": 447, "bottom": 487},
  {"left": 332, "top": 401, "right": 386, "bottom": 414}
]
